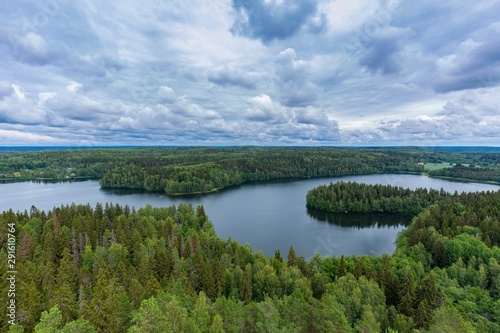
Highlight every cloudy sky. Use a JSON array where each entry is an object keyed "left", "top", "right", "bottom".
[{"left": 1, "top": 0, "right": 499, "bottom": 146}]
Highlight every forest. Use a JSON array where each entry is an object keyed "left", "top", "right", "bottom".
[
  {"left": 1, "top": 147, "right": 499, "bottom": 195},
  {"left": 306, "top": 182, "right": 449, "bottom": 215},
  {"left": 1, "top": 187, "right": 500, "bottom": 332},
  {"left": 429, "top": 163, "right": 500, "bottom": 183}
]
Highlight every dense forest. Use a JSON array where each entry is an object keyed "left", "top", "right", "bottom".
[
  {"left": 429, "top": 164, "right": 500, "bottom": 183},
  {"left": 2, "top": 187, "right": 500, "bottom": 332},
  {"left": 1, "top": 147, "right": 499, "bottom": 195},
  {"left": 306, "top": 182, "right": 449, "bottom": 215}
]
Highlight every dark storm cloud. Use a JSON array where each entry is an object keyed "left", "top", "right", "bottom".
[{"left": 231, "top": 0, "right": 320, "bottom": 42}]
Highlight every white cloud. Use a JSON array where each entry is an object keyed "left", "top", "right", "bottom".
[
  {"left": 0, "top": 129, "right": 56, "bottom": 143},
  {"left": 0, "top": 0, "right": 498, "bottom": 145},
  {"left": 15, "top": 32, "right": 51, "bottom": 64}
]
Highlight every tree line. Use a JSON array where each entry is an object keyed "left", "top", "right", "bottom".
[
  {"left": 1, "top": 188, "right": 500, "bottom": 331},
  {"left": 1, "top": 146, "right": 498, "bottom": 195},
  {"left": 429, "top": 164, "right": 500, "bottom": 183}
]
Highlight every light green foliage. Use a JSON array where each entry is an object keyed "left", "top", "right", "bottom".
[
  {"left": 128, "top": 297, "right": 171, "bottom": 333},
  {"left": 34, "top": 306, "right": 62, "bottom": 333},
  {"left": 355, "top": 307, "right": 381, "bottom": 333},
  {"left": 60, "top": 319, "right": 95, "bottom": 333},
  {"left": 425, "top": 305, "right": 475, "bottom": 333},
  {"left": 209, "top": 314, "right": 224, "bottom": 333},
  {"left": 8, "top": 325, "right": 25, "bottom": 333},
  {"left": 326, "top": 274, "right": 388, "bottom": 328}
]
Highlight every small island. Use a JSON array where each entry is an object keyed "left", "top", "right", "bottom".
[{"left": 306, "top": 181, "right": 449, "bottom": 215}]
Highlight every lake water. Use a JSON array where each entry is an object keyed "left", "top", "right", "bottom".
[{"left": 1, "top": 174, "right": 499, "bottom": 258}]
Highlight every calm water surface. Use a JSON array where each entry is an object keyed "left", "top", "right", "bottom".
[{"left": 1, "top": 174, "right": 499, "bottom": 257}]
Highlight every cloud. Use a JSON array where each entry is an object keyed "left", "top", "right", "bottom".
[
  {"left": 245, "top": 94, "right": 286, "bottom": 122},
  {"left": 274, "top": 48, "right": 320, "bottom": 107},
  {"left": 294, "top": 106, "right": 329, "bottom": 125},
  {"left": 356, "top": 91, "right": 500, "bottom": 144},
  {"left": 14, "top": 32, "right": 52, "bottom": 65},
  {"left": 243, "top": 94, "right": 340, "bottom": 142},
  {"left": 207, "top": 67, "right": 258, "bottom": 89},
  {"left": 358, "top": 27, "right": 405, "bottom": 75},
  {"left": 432, "top": 23, "right": 500, "bottom": 92},
  {"left": 0, "top": 129, "right": 57, "bottom": 144},
  {"left": 0, "top": 82, "right": 14, "bottom": 100},
  {"left": 231, "top": 0, "right": 320, "bottom": 42},
  {"left": 157, "top": 86, "right": 176, "bottom": 103},
  {"left": 0, "top": 1, "right": 499, "bottom": 146}
]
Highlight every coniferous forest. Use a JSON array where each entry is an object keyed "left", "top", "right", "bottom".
[
  {"left": 1, "top": 189, "right": 500, "bottom": 332},
  {"left": 1, "top": 147, "right": 500, "bottom": 332},
  {"left": 1, "top": 147, "right": 499, "bottom": 194},
  {"left": 306, "top": 182, "right": 449, "bottom": 214}
]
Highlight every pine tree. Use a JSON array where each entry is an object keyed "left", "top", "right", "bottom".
[
  {"left": 60, "top": 318, "right": 95, "bottom": 333},
  {"left": 338, "top": 255, "right": 347, "bottom": 277},
  {"left": 414, "top": 299, "right": 432, "bottom": 328},
  {"left": 354, "top": 307, "right": 381, "bottom": 333},
  {"left": 419, "top": 273, "right": 443, "bottom": 309},
  {"left": 378, "top": 254, "right": 399, "bottom": 306},
  {"left": 190, "top": 292, "right": 211, "bottom": 330},
  {"left": 51, "top": 283, "right": 78, "bottom": 327},
  {"left": 128, "top": 278, "right": 145, "bottom": 309},
  {"left": 209, "top": 314, "right": 224, "bottom": 333},
  {"left": 128, "top": 297, "right": 170, "bottom": 333},
  {"left": 287, "top": 246, "right": 297, "bottom": 267},
  {"left": 84, "top": 266, "right": 133, "bottom": 332},
  {"left": 398, "top": 267, "right": 416, "bottom": 316},
  {"left": 240, "top": 264, "right": 253, "bottom": 304},
  {"left": 274, "top": 249, "right": 283, "bottom": 262},
  {"left": 354, "top": 259, "right": 366, "bottom": 279}
]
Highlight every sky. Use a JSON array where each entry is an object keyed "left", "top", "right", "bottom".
[{"left": 0, "top": 0, "right": 499, "bottom": 146}]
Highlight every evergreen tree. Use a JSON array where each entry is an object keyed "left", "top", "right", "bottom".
[
  {"left": 60, "top": 318, "right": 95, "bottom": 333},
  {"left": 128, "top": 297, "right": 170, "bottom": 333},
  {"left": 240, "top": 264, "right": 253, "bottom": 304},
  {"left": 354, "top": 307, "right": 381, "bottom": 333},
  {"left": 398, "top": 267, "right": 416, "bottom": 316},
  {"left": 209, "top": 314, "right": 224, "bottom": 333},
  {"left": 287, "top": 246, "right": 297, "bottom": 267},
  {"left": 414, "top": 299, "right": 432, "bottom": 328},
  {"left": 338, "top": 255, "right": 347, "bottom": 277}
]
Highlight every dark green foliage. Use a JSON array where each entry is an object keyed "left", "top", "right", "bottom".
[
  {"left": 2, "top": 147, "right": 498, "bottom": 194},
  {"left": 1, "top": 181, "right": 500, "bottom": 331},
  {"left": 429, "top": 164, "right": 500, "bottom": 183},
  {"left": 0, "top": 146, "right": 429, "bottom": 194},
  {"left": 307, "top": 181, "right": 448, "bottom": 214}
]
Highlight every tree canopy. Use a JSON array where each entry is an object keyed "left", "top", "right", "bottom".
[{"left": 1, "top": 185, "right": 499, "bottom": 331}]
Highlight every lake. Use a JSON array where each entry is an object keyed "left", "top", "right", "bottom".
[{"left": 1, "top": 174, "right": 499, "bottom": 258}]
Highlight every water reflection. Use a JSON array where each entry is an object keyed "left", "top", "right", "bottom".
[{"left": 307, "top": 207, "right": 412, "bottom": 229}]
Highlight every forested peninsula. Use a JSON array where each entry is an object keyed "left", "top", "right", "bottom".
[
  {"left": 1, "top": 188, "right": 500, "bottom": 332},
  {"left": 1, "top": 147, "right": 499, "bottom": 195}
]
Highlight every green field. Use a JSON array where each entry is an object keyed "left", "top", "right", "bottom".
[
  {"left": 424, "top": 162, "right": 453, "bottom": 170},
  {"left": 424, "top": 162, "right": 473, "bottom": 171}
]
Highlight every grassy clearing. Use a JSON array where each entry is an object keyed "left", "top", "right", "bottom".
[{"left": 424, "top": 162, "right": 453, "bottom": 171}]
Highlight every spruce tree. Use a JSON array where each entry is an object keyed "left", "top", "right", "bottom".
[
  {"left": 398, "top": 267, "right": 416, "bottom": 316},
  {"left": 287, "top": 246, "right": 297, "bottom": 267}
]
